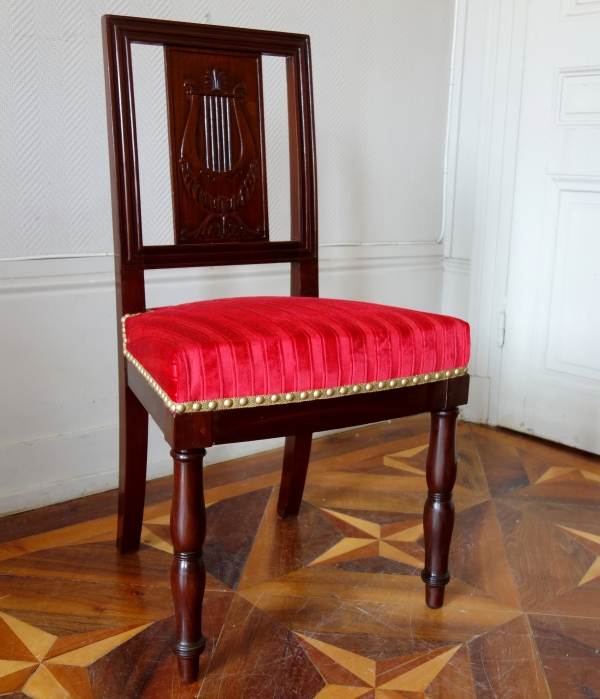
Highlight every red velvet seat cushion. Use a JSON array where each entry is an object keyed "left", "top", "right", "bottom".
[{"left": 124, "top": 297, "right": 469, "bottom": 410}]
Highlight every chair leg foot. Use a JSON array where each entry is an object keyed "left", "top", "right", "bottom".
[
  {"left": 170, "top": 448, "right": 207, "bottom": 684},
  {"left": 177, "top": 655, "right": 201, "bottom": 684},
  {"left": 277, "top": 433, "right": 312, "bottom": 519},
  {"left": 425, "top": 584, "right": 445, "bottom": 609},
  {"left": 422, "top": 408, "right": 459, "bottom": 609}
]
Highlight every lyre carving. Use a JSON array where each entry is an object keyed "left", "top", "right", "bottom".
[{"left": 179, "top": 69, "right": 264, "bottom": 240}]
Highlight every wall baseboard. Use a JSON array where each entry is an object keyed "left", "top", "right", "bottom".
[
  {"left": 0, "top": 253, "right": 443, "bottom": 516},
  {"left": 0, "top": 418, "right": 372, "bottom": 517},
  {"left": 0, "top": 421, "right": 288, "bottom": 517},
  {"left": 461, "top": 374, "right": 491, "bottom": 424}
]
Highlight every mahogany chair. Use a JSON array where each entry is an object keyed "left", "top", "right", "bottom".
[{"left": 102, "top": 15, "right": 470, "bottom": 684}]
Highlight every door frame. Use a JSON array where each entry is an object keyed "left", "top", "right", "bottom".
[{"left": 460, "top": 0, "right": 531, "bottom": 425}]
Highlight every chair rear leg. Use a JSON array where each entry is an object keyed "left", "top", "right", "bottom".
[
  {"left": 421, "top": 408, "right": 459, "bottom": 609},
  {"left": 277, "top": 433, "right": 312, "bottom": 518},
  {"left": 116, "top": 384, "right": 149, "bottom": 554},
  {"left": 171, "top": 448, "right": 207, "bottom": 684}
]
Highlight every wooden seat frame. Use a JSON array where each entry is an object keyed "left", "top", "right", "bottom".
[{"left": 102, "top": 15, "right": 469, "bottom": 684}]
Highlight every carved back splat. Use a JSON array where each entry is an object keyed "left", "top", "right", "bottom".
[
  {"left": 170, "top": 52, "right": 267, "bottom": 242},
  {"left": 103, "top": 16, "right": 317, "bottom": 281}
]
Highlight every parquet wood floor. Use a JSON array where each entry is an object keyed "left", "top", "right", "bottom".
[{"left": 1, "top": 416, "right": 599, "bottom": 698}]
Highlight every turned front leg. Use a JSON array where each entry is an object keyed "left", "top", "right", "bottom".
[
  {"left": 170, "top": 448, "right": 207, "bottom": 684},
  {"left": 421, "top": 408, "right": 459, "bottom": 609}
]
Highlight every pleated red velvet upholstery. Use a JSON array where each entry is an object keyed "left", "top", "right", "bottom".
[{"left": 124, "top": 297, "right": 470, "bottom": 403}]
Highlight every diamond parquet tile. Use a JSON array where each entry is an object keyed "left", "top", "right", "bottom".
[{"left": 0, "top": 417, "right": 598, "bottom": 697}]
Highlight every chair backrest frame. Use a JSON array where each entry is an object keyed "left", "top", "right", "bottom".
[{"left": 102, "top": 15, "right": 318, "bottom": 317}]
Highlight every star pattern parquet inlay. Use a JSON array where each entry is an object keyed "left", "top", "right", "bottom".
[{"left": 1, "top": 416, "right": 599, "bottom": 697}]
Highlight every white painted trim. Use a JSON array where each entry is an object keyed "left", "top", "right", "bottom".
[
  {"left": 321, "top": 257, "right": 443, "bottom": 275},
  {"left": 554, "top": 66, "right": 600, "bottom": 127},
  {"left": 319, "top": 242, "right": 441, "bottom": 248},
  {"left": 0, "top": 254, "right": 443, "bottom": 300},
  {"left": 441, "top": 0, "right": 469, "bottom": 257},
  {"left": 0, "top": 242, "right": 444, "bottom": 265},
  {"left": 0, "top": 261, "right": 286, "bottom": 299},
  {"left": 443, "top": 257, "right": 470, "bottom": 275},
  {"left": 0, "top": 253, "right": 113, "bottom": 262},
  {"left": 319, "top": 243, "right": 443, "bottom": 259},
  {"left": 465, "top": 0, "right": 530, "bottom": 425},
  {"left": 461, "top": 375, "right": 491, "bottom": 423}
]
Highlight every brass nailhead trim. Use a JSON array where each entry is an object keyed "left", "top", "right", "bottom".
[{"left": 122, "top": 314, "right": 469, "bottom": 414}]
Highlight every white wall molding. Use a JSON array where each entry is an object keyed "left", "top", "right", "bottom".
[
  {"left": 0, "top": 251, "right": 443, "bottom": 297},
  {"left": 441, "top": 0, "right": 468, "bottom": 258},
  {"left": 561, "top": 0, "right": 600, "bottom": 19},
  {"left": 441, "top": 0, "right": 493, "bottom": 263},
  {"left": 0, "top": 258, "right": 287, "bottom": 299},
  {"left": 441, "top": 257, "right": 470, "bottom": 320},
  {"left": 0, "top": 241, "right": 444, "bottom": 266},
  {"left": 0, "top": 0, "right": 455, "bottom": 258},
  {"left": 443, "top": 257, "right": 470, "bottom": 275},
  {"left": 318, "top": 242, "right": 443, "bottom": 259}
]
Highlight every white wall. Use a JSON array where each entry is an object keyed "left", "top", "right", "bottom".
[
  {"left": 0, "top": 0, "right": 454, "bottom": 257},
  {"left": 0, "top": 0, "right": 458, "bottom": 515}
]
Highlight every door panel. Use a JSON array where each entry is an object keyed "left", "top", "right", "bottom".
[{"left": 498, "top": 0, "right": 600, "bottom": 452}]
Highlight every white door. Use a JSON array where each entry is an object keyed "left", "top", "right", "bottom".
[{"left": 497, "top": 0, "right": 600, "bottom": 453}]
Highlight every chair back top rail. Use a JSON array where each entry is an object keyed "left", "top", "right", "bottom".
[{"left": 102, "top": 15, "right": 318, "bottom": 285}]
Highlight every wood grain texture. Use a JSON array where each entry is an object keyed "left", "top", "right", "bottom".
[
  {"left": 422, "top": 409, "right": 459, "bottom": 608},
  {"left": 203, "top": 488, "right": 272, "bottom": 590},
  {"left": 2, "top": 418, "right": 593, "bottom": 697},
  {"left": 528, "top": 614, "right": 600, "bottom": 699},
  {"left": 200, "top": 595, "right": 325, "bottom": 699},
  {"left": 449, "top": 500, "right": 521, "bottom": 609},
  {"left": 170, "top": 449, "right": 207, "bottom": 683},
  {"left": 468, "top": 615, "right": 551, "bottom": 699}
]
